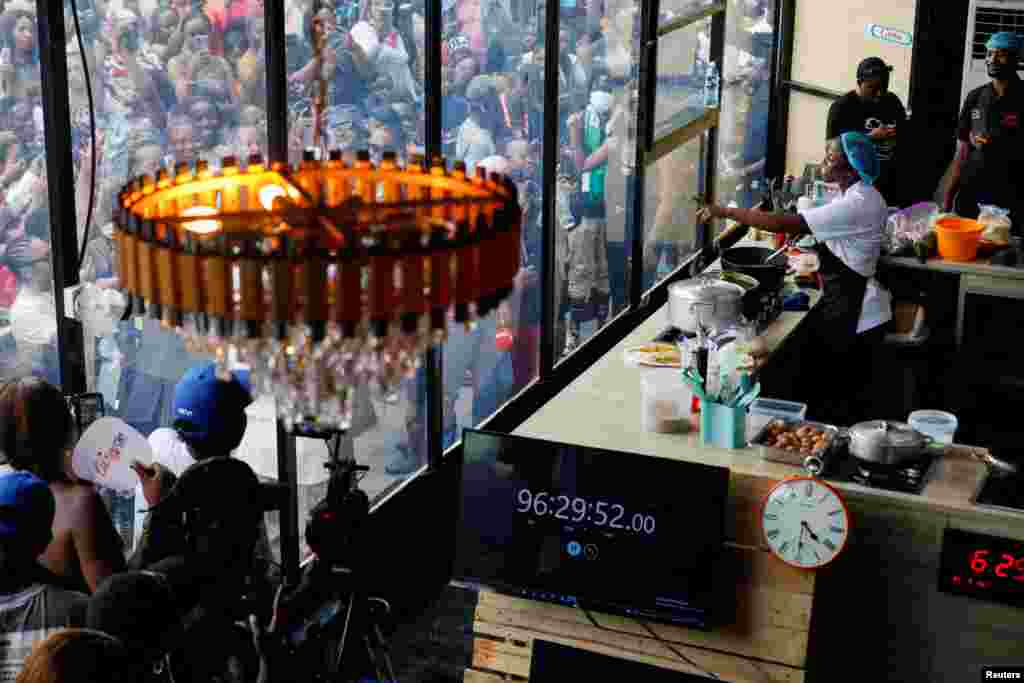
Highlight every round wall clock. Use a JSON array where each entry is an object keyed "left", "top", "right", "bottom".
[{"left": 760, "top": 476, "right": 851, "bottom": 570}]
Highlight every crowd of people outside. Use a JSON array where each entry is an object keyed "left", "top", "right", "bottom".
[{"left": 0, "top": 0, "right": 774, "bottom": 505}]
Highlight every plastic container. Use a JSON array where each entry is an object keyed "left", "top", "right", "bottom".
[
  {"left": 746, "top": 398, "right": 808, "bottom": 441},
  {"left": 908, "top": 410, "right": 958, "bottom": 445},
  {"left": 934, "top": 217, "right": 984, "bottom": 262},
  {"left": 700, "top": 400, "right": 746, "bottom": 449},
  {"left": 641, "top": 371, "right": 691, "bottom": 433}
]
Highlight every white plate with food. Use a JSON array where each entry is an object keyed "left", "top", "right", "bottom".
[{"left": 623, "top": 342, "right": 682, "bottom": 368}]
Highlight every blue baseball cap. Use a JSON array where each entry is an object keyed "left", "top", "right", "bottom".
[
  {"left": 0, "top": 471, "right": 55, "bottom": 542},
  {"left": 173, "top": 363, "right": 253, "bottom": 445},
  {"left": 986, "top": 32, "right": 1021, "bottom": 51}
]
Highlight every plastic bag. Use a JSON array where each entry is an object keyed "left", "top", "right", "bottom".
[
  {"left": 978, "top": 205, "right": 1012, "bottom": 243},
  {"left": 884, "top": 201, "right": 938, "bottom": 254}
]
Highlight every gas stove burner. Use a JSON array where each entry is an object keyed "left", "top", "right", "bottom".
[{"left": 835, "top": 452, "right": 937, "bottom": 495}]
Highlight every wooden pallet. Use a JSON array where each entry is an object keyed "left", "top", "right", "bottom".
[{"left": 465, "top": 472, "right": 816, "bottom": 682}]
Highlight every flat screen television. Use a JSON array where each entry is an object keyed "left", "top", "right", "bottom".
[{"left": 454, "top": 429, "right": 730, "bottom": 629}]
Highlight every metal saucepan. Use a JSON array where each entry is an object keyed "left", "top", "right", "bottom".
[
  {"left": 846, "top": 420, "right": 933, "bottom": 468},
  {"left": 667, "top": 276, "right": 746, "bottom": 335}
]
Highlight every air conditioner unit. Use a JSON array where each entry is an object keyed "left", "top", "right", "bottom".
[{"left": 962, "top": 0, "right": 1024, "bottom": 104}]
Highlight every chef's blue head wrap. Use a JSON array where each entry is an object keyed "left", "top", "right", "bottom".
[
  {"left": 986, "top": 32, "right": 1021, "bottom": 51},
  {"left": 839, "top": 132, "right": 879, "bottom": 186}
]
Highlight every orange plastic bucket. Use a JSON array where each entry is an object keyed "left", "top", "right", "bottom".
[{"left": 935, "top": 217, "right": 984, "bottom": 262}]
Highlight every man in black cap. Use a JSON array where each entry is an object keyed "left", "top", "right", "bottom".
[{"left": 826, "top": 56, "right": 907, "bottom": 206}]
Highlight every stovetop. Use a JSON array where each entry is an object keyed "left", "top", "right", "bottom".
[{"left": 819, "top": 448, "right": 939, "bottom": 495}]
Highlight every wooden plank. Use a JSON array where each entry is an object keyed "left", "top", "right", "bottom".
[
  {"left": 726, "top": 474, "right": 778, "bottom": 548},
  {"left": 464, "top": 669, "right": 517, "bottom": 683},
  {"left": 476, "top": 592, "right": 809, "bottom": 669},
  {"left": 468, "top": 618, "right": 804, "bottom": 683},
  {"left": 727, "top": 543, "right": 816, "bottom": 596}
]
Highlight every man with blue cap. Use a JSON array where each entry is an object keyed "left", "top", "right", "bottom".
[
  {"left": 697, "top": 132, "right": 892, "bottom": 425},
  {"left": 944, "top": 31, "right": 1024, "bottom": 232},
  {"left": 0, "top": 472, "right": 88, "bottom": 679}
]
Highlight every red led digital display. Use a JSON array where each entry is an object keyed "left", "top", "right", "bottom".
[{"left": 939, "top": 529, "right": 1024, "bottom": 608}]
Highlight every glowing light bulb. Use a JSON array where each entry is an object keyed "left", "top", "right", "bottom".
[
  {"left": 181, "top": 206, "right": 222, "bottom": 234},
  {"left": 259, "top": 185, "right": 287, "bottom": 210}
]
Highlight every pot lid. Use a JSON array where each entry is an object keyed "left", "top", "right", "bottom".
[
  {"left": 849, "top": 420, "right": 927, "bottom": 447},
  {"left": 668, "top": 276, "right": 745, "bottom": 303}
]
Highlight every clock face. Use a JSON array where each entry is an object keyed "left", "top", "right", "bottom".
[{"left": 761, "top": 477, "right": 850, "bottom": 569}]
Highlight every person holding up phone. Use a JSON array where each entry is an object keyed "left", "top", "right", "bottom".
[{"left": 826, "top": 57, "right": 906, "bottom": 207}]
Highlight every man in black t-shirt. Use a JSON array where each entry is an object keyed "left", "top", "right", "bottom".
[
  {"left": 944, "top": 32, "right": 1024, "bottom": 234},
  {"left": 826, "top": 57, "right": 906, "bottom": 206}
]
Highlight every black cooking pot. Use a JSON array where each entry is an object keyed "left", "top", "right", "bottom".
[{"left": 721, "top": 246, "right": 787, "bottom": 294}]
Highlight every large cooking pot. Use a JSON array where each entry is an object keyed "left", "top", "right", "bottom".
[
  {"left": 721, "top": 246, "right": 787, "bottom": 293},
  {"left": 847, "top": 420, "right": 932, "bottom": 467},
  {"left": 667, "top": 275, "right": 745, "bottom": 334}
]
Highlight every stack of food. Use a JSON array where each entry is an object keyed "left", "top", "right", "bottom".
[{"left": 761, "top": 420, "right": 833, "bottom": 455}]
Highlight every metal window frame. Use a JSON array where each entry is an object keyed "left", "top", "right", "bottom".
[{"left": 35, "top": 0, "right": 777, "bottom": 571}]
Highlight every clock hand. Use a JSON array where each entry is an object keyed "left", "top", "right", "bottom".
[{"left": 801, "top": 521, "right": 822, "bottom": 544}]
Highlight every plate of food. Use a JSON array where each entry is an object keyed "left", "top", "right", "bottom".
[{"left": 623, "top": 342, "right": 682, "bottom": 368}]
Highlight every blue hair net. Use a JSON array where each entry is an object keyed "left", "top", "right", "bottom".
[
  {"left": 840, "top": 132, "right": 880, "bottom": 186},
  {"left": 986, "top": 32, "right": 1021, "bottom": 51}
]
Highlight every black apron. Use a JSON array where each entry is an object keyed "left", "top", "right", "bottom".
[
  {"left": 803, "top": 240, "right": 870, "bottom": 424},
  {"left": 815, "top": 240, "right": 868, "bottom": 339}
]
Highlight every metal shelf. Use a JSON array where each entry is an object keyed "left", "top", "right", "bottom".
[
  {"left": 648, "top": 107, "right": 719, "bottom": 165},
  {"left": 657, "top": 1, "right": 726, "bottom": 38}
]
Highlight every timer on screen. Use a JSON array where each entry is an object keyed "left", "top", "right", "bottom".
[{"left": 514, "top": 488, "right": 656, "bottom": 535}]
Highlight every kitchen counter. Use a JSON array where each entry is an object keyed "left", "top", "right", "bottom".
[
  {"left": 881, "top": 254, "right": 1024, "bottom": 280},
  {"left": 512, "top": 292, "right": 1015, "bottom": 525},
  {"left": 881, "top": 254, "right": 1024, "bottom": 349},
  {"left": 511, "top": 264, "right": 1024, "bottom": 683}
]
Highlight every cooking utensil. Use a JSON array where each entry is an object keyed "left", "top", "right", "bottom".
[
  {"left": 721, "top": 246, "right": 787, "bottom": 294},
  {"left": 846, "top": 420, "right": 933, "bottom": 468},
  {"left": 667, "top": 276, "right": 746, "bottom": 335},
  {"left": 970, "top": 447, "right": 1020, "bottom": 477},
  {"left": 735, "top": 383, "right": 761, "bottom": 409}
]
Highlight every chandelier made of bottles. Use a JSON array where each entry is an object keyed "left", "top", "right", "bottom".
[{"left": 114, "top": 152, "right": 521, "bottom": 433}]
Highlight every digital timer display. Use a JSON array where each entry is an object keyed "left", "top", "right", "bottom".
[
  {"left": 454, "top": 429, "right": 729, "bottom": 629},
  {"left": 514, "top": 490, "right": 657, "bottom": 535},
  {"left": 938, "top": 528, "right": 1024, "bottom": 607}
]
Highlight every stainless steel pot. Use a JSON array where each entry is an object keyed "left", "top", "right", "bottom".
[
  {"left": 667, "top": 276, "right": 745, "bottom": 334},
  {"left": 847, "top": 420, "right": 932, "bottom": 467}
]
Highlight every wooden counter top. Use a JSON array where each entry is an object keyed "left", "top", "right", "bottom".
[{"left": 512, "top": 295, "right": 1012, "bottom": 524}]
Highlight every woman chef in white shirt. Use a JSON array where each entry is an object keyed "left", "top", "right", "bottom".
[{"left": 697, "top": 132, "right": 892, "bottom": 425}]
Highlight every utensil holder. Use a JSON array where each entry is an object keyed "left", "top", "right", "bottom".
[{"left": 700, "top": 400, "right": 747, "bottom": 449}]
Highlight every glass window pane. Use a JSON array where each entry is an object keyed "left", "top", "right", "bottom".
[
  {"left": 556, "top": 0, "right": 640, "bottom": 363},
  {"left": 69, "top": 0, "right": 273, "bottom": 552},
  {"left": 642, "top": 135, "right": 702, "bottom": 291},
  {"left": 441, "top": 0, "right": 544, "bottom": 441},
  {"left": 280, "top": 0, "right": 428, "bottom": 558},
  {"left": 654, "top": 16, "right": 711, "bottom": 137},
  {"left": 714, "top": 0, "right": 774, "bottom": 211},
  {"left": 1, "top": 12, "right": 57, "bottom": 387}
]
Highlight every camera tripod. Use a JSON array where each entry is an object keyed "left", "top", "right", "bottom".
[{"left": 262, "top": 430, "right": 398, "bottom": 683}]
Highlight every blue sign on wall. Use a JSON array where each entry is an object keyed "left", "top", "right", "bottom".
[{"left": 865, "top": 24, "right": 913, "bottom": 48}]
